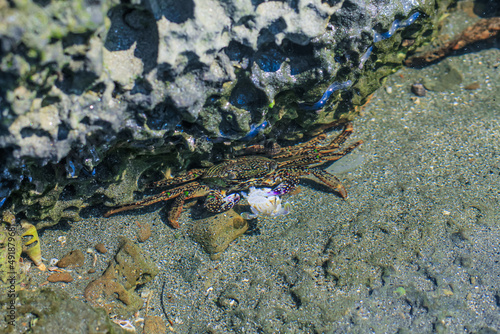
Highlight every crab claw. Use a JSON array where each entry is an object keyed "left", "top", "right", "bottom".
[
  {"left": 268, "top": 182, "right": 296, "bottom": 196},
  {"left": 223, "top": 193, "right": 241, "bottom": 208},
  {"left": 205, "top": 191, "right": 241, "bottom": 213}
]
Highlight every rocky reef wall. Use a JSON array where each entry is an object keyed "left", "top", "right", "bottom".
[{"left": 0, "top": 0, "right": 453, "bottom": 226}]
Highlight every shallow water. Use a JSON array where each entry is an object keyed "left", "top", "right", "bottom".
[{"left": 30, "top": 13, "right": 500, "bottom": 334}]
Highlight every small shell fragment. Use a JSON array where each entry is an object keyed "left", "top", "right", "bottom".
[
  {"left": 411, "top": 83, "right": 426, "bottom": 97},
  {"left": 113, "top": 319, "right": 136, "bottom": 333},
  {"left": 21, "top": 220, "right": 45, "bottom": 269},
  {"left": 57, "top": 236, "right": 67, "bottom": 246}
]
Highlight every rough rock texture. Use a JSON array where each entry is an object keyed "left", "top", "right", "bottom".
[
  {"left": 84, "top": 236, "right": 159, "bottom": 317},
  {"left": 0, "top": 288, "right": 127, "bottom": 333},
  {"left": 0, "top": 0, "right": 454, "bottom": 225},
  {"left": 189, "top": 207, "right": 248, "bottom": 259},
  {"left": 56, "top": 249, "right": 85, "bottom": 268}
]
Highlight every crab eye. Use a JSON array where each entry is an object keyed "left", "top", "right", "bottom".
[{"left": 227, "top": 172, "right": 238, "bottom": 179}]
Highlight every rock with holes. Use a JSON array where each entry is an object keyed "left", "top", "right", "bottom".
[{"left": 84, "top": 236, "right": 159, "bottom": 317}]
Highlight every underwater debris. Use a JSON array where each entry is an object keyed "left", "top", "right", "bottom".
[
  {"left": 405, "top": 17, "right": 500, "bottom": 67},
  {"left": 21, "top": 221, "right": 46, "bottom": 271},
  {"left": 113, "top": 319, "right": 136, "bottom": 333},
  {"left": 241, "top": 187, "right": 291, "bottom": 220}
]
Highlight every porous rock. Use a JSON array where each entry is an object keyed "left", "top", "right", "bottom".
[
  {"left": 144, "top": 316, "right": 167, "bottom": 334},
  {"left": 84, "top": 236, "right": 159, "bottom": 317},
  {"left": 189, "top": 208, "right": 248, "bottom": 259}
]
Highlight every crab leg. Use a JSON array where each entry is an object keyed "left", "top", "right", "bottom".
[
  {"left": 268, "top": 174, "right": 300, "bottom": 196},
  {"left": 272, "top": 123, "right": 355, "bottom": 159},
  {"left": 318, "top": 140, "right": 363, "bottom": 159},
  {"left": 103, "top": 182, "right": 209, "bottom": 224},
  {"left": 148, "top": 168, "right": 206, "bottom": 188},
  {"left": 269, "top": 167, "right": 348, "bottom": 198},
  {"left": 162, "top": 185, "right": 212, "bottom": 228},
  {"left": 310, "top": 168, "right": 348, "bottom": 198},
  {"left": 325, "top": 123, "right": 354, "bottom": 149},
  {"left": 271, "top": 133, "right": 327, "bottom": 159}
]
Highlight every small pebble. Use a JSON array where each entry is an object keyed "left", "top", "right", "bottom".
[
  {"left": 385, "top": 86, "right": 393, "bottom": 94},
  {"left": 95, "top": 243, "right": 107, "bottom": 254},
  {"left": 57, "top": 249, "right": 84, "bottom": 268},
  {"left": 443, "top": 289, "right": 454, "bottom": 296},
  {"left": 401, "top": 39, "right": 415, "bottom": 47},
  {"left": 464, "top": 82, "right": 480, "bottom": 90},
  {"left": 411, "top": 83, "right": 426, "bottom": 97},
  {"left": 411, "top": 97, "right": 421, "bottom": 105},
  {"left": 138, "top": 223, "right": 152, "bottom": 243},
  {"left": 47, "top": 272, "right": 74, "bottom": 283},
  {"left": 88, "top": 268, "right": 96, "bottom": 274}
]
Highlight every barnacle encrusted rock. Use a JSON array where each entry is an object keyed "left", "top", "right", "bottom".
[{"left": 0, "top": 0, "right": 452, "bottom": 225}]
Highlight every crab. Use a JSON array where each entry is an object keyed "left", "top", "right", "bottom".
[{"left": 104, "top": 123, "right": 363, "bottom": 228}]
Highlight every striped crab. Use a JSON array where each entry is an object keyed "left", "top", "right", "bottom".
[{"left": 104, "top": 123, "right": 362, "bottom": 228}]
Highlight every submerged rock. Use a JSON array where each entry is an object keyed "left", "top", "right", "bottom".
[
  {"left": 0, "top": 288, "right": 127, "bottom": 333},
  {"left": 56, "top": 249, "right": 85, "bottom": 268},
  {"left": 189, "top": 208, "right": 248, "bottom": 259},
  {"left": 47, "top": 272, "right": 74, "bottom": 283},
  {"left": 84, "top": 236, "right": 159, "bottom": 317}
]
